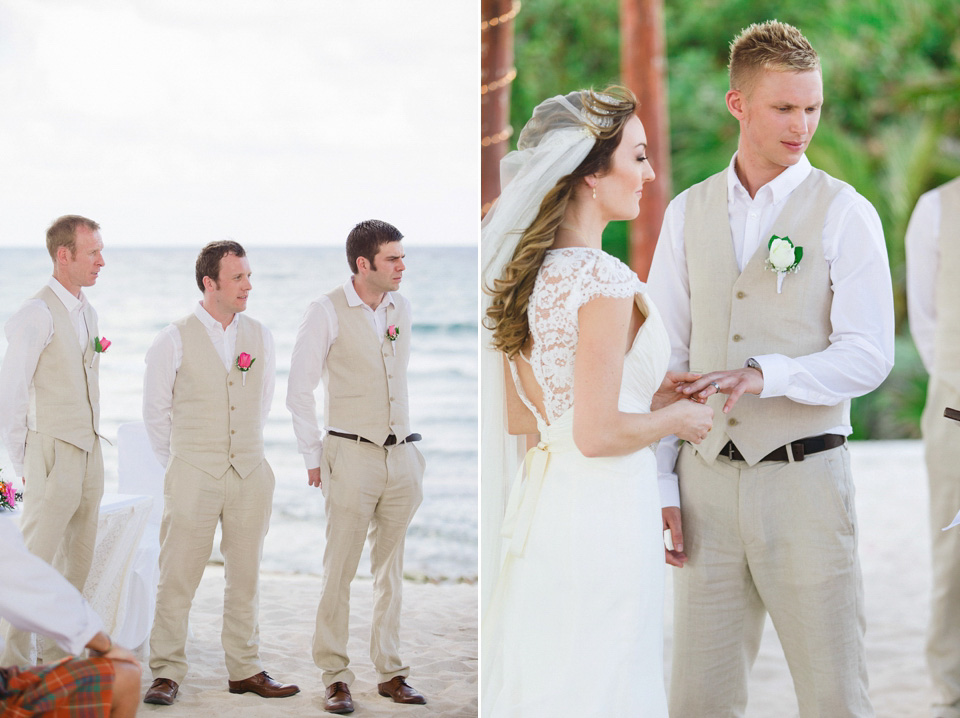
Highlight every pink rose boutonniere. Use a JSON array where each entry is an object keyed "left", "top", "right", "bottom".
[
  {"left": 236, "top": 352, "right": 256, "bottom": 386},
  {"left": 94, "top": 336, "right": 111, "bottom": 353},
  {"left": 385, "top": 325, "right": 399, "bottom": 355}
]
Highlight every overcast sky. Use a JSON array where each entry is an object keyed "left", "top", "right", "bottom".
[{"left": 0, "top": 0, "right": 478, "bottom": 247}]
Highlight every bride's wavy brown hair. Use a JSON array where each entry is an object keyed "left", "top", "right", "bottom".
[{"left": 484, "top": 86, "right": 638, "bottom": 359}]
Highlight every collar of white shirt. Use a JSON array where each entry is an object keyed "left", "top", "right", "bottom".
[
  {"left": 46, "top": 276, "right": 87, "bottom": 314},
  {"left": 193, "top": 302, "right": 239, "bottom": 332},
  {"left": 726, "top": 152, "right": 813, "bottom": 205},
  {"left": 343, "top": 277, "right": 396, "bottom": 312}
]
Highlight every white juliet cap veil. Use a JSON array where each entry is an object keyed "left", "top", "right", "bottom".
[{"left": 480, "top": 91, "right": 613, "bottom": 615}]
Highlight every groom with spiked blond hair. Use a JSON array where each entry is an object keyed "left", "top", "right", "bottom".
[{"left": 649, "top": 20, "right": 893, "bottom": 716}]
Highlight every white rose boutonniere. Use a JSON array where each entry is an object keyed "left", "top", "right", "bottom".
[{"left": 765, "top": 234, "right": 803, "bottom": 294}]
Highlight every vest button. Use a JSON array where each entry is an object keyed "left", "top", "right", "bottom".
[
  {"left": 231, "top": 406, "right": 236, "bottom": 411},
  {"left": 728, "top": 418, "right": 738, "bottom": 426},
  {"left": 229, "top": 381, "right": 234, "bottom": 386},
  {"left": 390, "top": 396, "right": 395, "bottom": 401},
  {"left": 732, "top": 334, "right": 742, "bottom": 342},
  {"left": 736, "top": 291, "right": 746, "bottom": 299},
  {"left": 230, "top": 453, "right": 236, "bottom": 458},
  {"left": 231, "top": 430, "right": 236, "bottom": 435}
]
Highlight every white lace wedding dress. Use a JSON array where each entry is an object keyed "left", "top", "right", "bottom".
[{"left": 483, "top": 247, "right": 670, "bottom": 717}]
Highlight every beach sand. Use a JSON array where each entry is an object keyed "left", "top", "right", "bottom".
[
  {"left": 132, "top": 440, "right": 932, "bottom": 717},
  {"left": 137, "top": 572, "right": 477, "bottom": 717},
  {"left": 664, "top": 440, "right": 932, "bottom": 717}
]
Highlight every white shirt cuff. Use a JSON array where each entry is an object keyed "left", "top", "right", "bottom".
[
  {"left": 303, "top": 449, "right": 323, "bottom": 470},
  {"left": 749, "top": 354, "right": 789, "bottom": 398},
  {"left": 658, "top": 477, "right": 680, "bottom": 509}
]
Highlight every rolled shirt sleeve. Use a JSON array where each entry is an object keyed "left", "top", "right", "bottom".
[{"left": 0, "top": 517, "right": 103, "bottom": 656}]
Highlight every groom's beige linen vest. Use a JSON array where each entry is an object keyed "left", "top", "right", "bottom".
[
  {"left": 169, "top": 313, "right": 265, "bottom": 479},
  {"left": 32, "top": 285, "right": 100, "bottom": 452},
  {"left": 324, "top": 287, "right": 411, "bottom": 445},
  {"left": 932, "top": 176, "right": 960, "bottom": 394},
  {"left": 685, "top": 168, "right": 847, "bottom": 465}
]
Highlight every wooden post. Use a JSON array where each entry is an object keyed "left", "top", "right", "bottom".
[
  {"left": 481, "top": 1, "right": 520, "bottom": 217},
  {"left": 620, "top": 0, "right": 670, "bottom": 280}
]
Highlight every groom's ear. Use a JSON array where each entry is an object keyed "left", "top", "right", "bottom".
[{"left": 726, "top": 89, "right": 746, "bottom": 121}]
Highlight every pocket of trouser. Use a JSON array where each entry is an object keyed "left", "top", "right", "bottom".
[{"left": 821, "top": 448, "right": 855, "bottom": 536}]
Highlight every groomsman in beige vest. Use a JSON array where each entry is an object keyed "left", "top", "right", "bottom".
[
  {"left": 141, "top": 240, "right": 298, "bottom": 705},
  {"left": 648, "top": 21, "right": 894, "bottom": 717},
  {"left": 907, "top": 176, "right": 960, "bottom": 718},
  {"left": 0, "top": 215, "right": 106, "bottom": 667},
  {"left": 287, "top": 220, "right": 426, "bottom": 714}
]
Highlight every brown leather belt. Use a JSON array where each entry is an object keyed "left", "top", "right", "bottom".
[
  {"left": 327, "top": 430, "right": 422, "bottom": 446},
  {"left": 720, "top": 433, "right": 845, "bottom": 462}
]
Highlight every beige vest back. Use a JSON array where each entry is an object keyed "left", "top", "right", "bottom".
[
  {"left": 32, "top": 285, "right": 100, "bottom": 451},
  {"left": 685, "top": 168, "right": 847, "bottom": 465},
  {"left": 170, "top": 313, "right": 265, "bottom": 478},
  {"left": 932, "top": 177, "right": 960, "bottom": 393},
  {"left": 324, "top": 287, "right": 411, "bottom": 445}
]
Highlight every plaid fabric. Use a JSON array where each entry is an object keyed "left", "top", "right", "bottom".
[{"left": 0, "top": 656, "right": 114, "bottom": 717}]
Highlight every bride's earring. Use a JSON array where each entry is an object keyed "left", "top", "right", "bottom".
[{"left": 592, "top": 186, "right": 597, "bottom": 200}]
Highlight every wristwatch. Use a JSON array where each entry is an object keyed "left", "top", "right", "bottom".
[{"left": 746, "top": 357, "right": 763, "bottom": 376}]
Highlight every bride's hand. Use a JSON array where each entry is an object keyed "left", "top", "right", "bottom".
[
  {"left": 667, "top": 399, "right": 714, "bottom": 444},
  {"left": 651, "top": 371, "right": 702, "bottom": 410}
]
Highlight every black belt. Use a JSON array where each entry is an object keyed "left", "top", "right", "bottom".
[
  {"left": 720, "top": 434, "right": 845, "bottom": 462},
  {"left": 327, "top": 430, "right": 422, "bottom": 446}
]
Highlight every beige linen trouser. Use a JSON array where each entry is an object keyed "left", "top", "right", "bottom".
[
  {"left": 922, "top": 377, "right": 960, "bottom": 718},
  {"left": 313, "top": 435, "right": 425, "bottom": 687},
  {"left": 149, "top": 458, "right": 275, "bottom": 684},
  {"left": 669, "top": 442, "right": 874, "bottom": 718},
  {"left": 1, "top": 431, "right": 103, "bottom": 666}
]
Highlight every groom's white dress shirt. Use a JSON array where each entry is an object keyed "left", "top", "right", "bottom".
[
  {"left": 142, "top": 302, "right": 275, "bottom": 468},
  {"left": 0, "top": 517, "right": 103, "bottom": 657},
  {"left": 0, "top": 277, "right": 92, "bottom": 476},
  {"left": 905, "top": 187, "right": 941, "bottom": 373},
  {"left": 286, "top": 277, "right": 411, "bottom": 470},
  {"left": 649, "top": 154, "right": 895, "bottom": 507}
]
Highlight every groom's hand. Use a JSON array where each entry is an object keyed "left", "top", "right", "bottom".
[
  {"left": 678, "top": 367, "right": 763, "bottom": 414},
  {"left": 662, "top": 507, "right": 687, "bottom": 568},
  {"left": 307, "top": 467, "right": 323, "bottom": 488}
]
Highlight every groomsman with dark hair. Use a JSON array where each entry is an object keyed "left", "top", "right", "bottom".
[
  {"left": 0, "top": 215, "right": 106, "bottom": 667},
  {"left": 142, "top": 240, "right": 298, "bottom": 705},
  {"left": 287, "top": 220, "right": 427, "bottom": 714}
]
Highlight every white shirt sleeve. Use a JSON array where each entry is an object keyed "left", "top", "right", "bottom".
[
  {"left": 647, "top": 193, "right": 691, "bottom": 508},
  {"left": 142, "top": 325, "right": 181, "bottom": 469},
  {"left": 261, "top": 324, "right": 276, "bottom": 429},
  {"left": 0, "top": 300, "right": 54, "bottom": 476},
  {"left": 286, "top": 298, "right": 336, "bottom": 469},
  {"left": 750, "top": 190, "right": 895, "bottom": 404},
  {"left": 0, "top": 517, "right": 103, "bottom": 656},
  {"left": 905, "top": 189, "right": 940, "bottom": 374}
]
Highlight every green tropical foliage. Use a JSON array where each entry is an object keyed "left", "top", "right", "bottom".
[{"left": 509, "top": 0, "right": 960, "bottom": 438}]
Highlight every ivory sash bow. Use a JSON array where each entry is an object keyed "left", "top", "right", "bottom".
[{"left": 500, "top": 441, "right": 551, "bottom": 557}]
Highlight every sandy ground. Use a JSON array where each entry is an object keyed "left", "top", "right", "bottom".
[
  {"left": 131, "top": 440, "right": 936, "bottom": 717},
  {"left": 136, "top": 572, "right": 477, "bottom": 717},
  {"left": 664, "top": 440, "right": 934, "bottom": 718}
]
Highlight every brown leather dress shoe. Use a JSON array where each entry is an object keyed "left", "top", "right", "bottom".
[
  {"left": 227, "top": 671, "right": 300, "bottom": 698},
  {"left": 143, "top": 677, "right": 179, "bottom": 705},
  {"left": 324, "top": 682, "right": 354, "bottom": 714},
  {"left": 377, "top": 676, "right": 426, "bottom": 704}
]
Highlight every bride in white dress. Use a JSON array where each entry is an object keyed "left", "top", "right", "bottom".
[{"left": 480, "top": 89, "right": 714, "bottom": 717}]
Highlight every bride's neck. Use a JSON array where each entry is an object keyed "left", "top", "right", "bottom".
[{"left": 552, "top": 202, "right": 605, "bottom": 250}]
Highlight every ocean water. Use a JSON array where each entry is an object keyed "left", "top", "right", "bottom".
[{"left": 0, "top": 245, "right": 477, "bottom": 581}]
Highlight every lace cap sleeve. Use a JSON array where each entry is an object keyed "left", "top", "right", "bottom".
[{"left": 573, "top": 249, "right": 642, "bottom": 309}]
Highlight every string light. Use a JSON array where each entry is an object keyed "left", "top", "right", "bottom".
[
  {"left": 481, "top": 126, "right": 513, "bottom": 147},
  {"left": 481, "top": 67, "right": 517, "bottom": 95},
  {"left": 480, "top": 1, "right": 521, "bottom": 32}
]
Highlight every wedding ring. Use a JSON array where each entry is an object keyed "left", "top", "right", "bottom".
[{"left": 710, "top": 381, "right": 720, "bottom": 391}]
